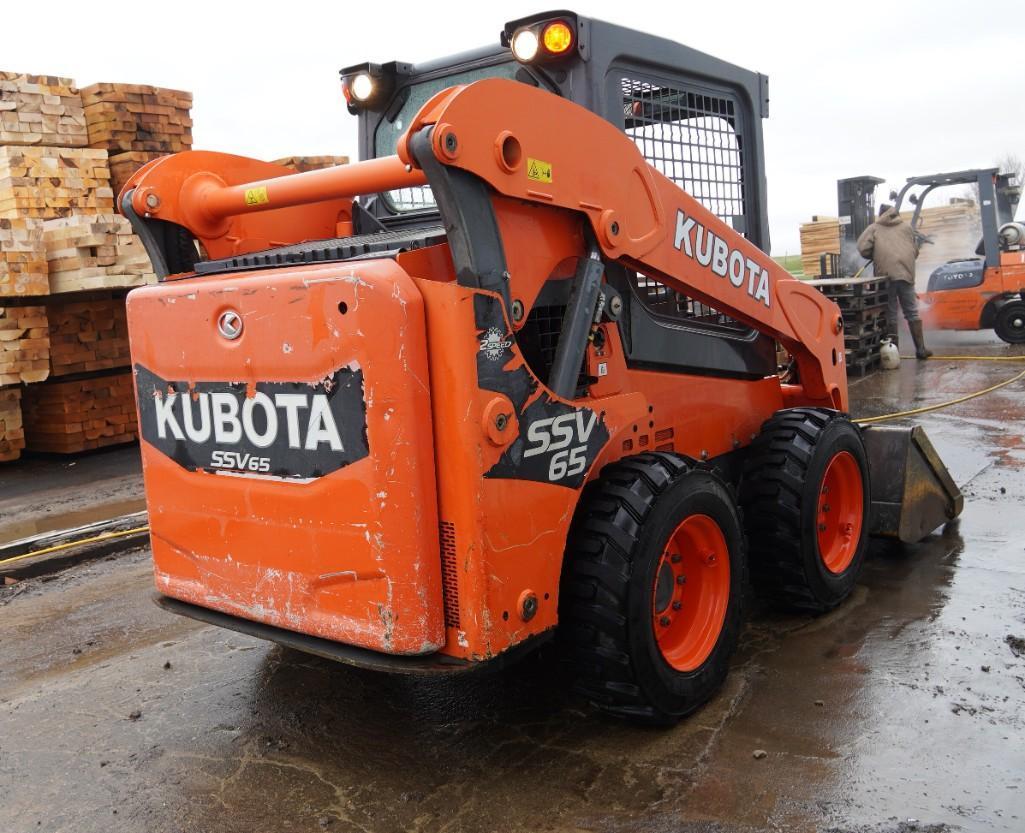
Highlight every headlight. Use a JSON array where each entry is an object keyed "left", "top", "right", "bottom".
[
  {"left": 511, "top": 28, "right": 540, "bottom": 62},
  {"left": 350, "top": 73, "right": 374, "bottom": 102}
]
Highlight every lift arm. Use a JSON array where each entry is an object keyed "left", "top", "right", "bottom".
[{"left": 121, "top": 78, "right": 847, "bottom": 410}]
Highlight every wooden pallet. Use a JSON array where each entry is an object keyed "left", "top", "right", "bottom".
[
  {"left": 0, "top": 217, "right": 46, "bottom": 296},
  {"left": 0, "top": 71, "right": 87, "bottom": 148},
  {"left": 0, "top": 302, "right": 49, "bottom": 385},
  {"left": 80, "top": 83, "right": 192, "bottom": 154},
  {"left": 22, "top": 369, "right": 137, "bottom": 453},
  {"left": 846, "top": 355, "right": 881, "bottom": 378},
  {"left": 42, "top": 214, "right": 155, "bottom": 293},
  {"left": 0, "top": 386, "right": 24, "bottom": 461},
  {"left": 0, "top": 146, "right": 113, "bottom": 220},
  {"left": 46, "top": 292, "right": 130, "bottom": 377}
]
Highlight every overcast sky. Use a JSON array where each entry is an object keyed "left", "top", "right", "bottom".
[{"left": 5, "top": 0, "right": 1021, "bottom": 253}]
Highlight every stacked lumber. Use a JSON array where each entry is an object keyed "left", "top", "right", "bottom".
[
  {"left": 108, "top": 150, "right": 163, "bottom": 199},
  {"left": 81, "top": 83, "right": 192, "bottom": 153},
  {"left": 0, "top": 146, "right": 113, "bottom": 220},
  {"left": 900, "top": 201, "right": 982, "bottom": 287},
  {"left": 42, "top": 214, "right": 155, "bottom": 293},
  {"left": 272, "top": 155, "right": 349, "bottom": 173},
  {"left": 0, "top": 387, "right": 24, "bottom": 461},
  {"left": 0, "top": 303, "right": 49, "bottom": 385},
  {"left": 22, "top": 370, "right": 137, "bottom": 453},
  {"left": 0, "top": 71, "right": 87, "bottom": 147},
  {"left": 46, "top": 293, "right": 130, "bottom": 376},
  {"left": 0, "top": 218, "right": 47, "bottom": 296},
  {"left": 799, "top": 216, "right": 841, "bottom": 277}
]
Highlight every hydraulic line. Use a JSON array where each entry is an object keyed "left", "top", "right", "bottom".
[
  {"left": 855, "top": 354, "right": 1025, "bottom": 425},
  {"left": 0, "top": 525, "right": 150, "bottom": 569}
]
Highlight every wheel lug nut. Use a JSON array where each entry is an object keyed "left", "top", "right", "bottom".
[
  {"left": 659, "top": 615, "right": 671, "bottom": 627},
  {"left": 818, "top": 523, "right": 827, "bottom": 532},
  {"left": 822, "top": 504, "right": 830, "bottom": 513},
  {"left": 670, "top": 554, "right": 681, "bottom": 564},
  {"left": 672, "top": 601, "right": 682, "bottom": 611},
  {"left": 676, "top": 575, "right": 686, "bottom": 585}
]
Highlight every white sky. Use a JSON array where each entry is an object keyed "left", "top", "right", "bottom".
[{"left": 5, "top": 0, "right": 1022, "bottom": 254}]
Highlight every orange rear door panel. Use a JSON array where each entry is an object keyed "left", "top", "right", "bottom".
[{"left": 127, "top": 260, "right": 444, "bottom": 655}]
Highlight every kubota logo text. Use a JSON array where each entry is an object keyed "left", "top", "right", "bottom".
[
  {"left": 154, "top": 390, "right": 344, "bottom": 451},
  {"left": 673, "top": 209, "right": 771, "bottom": 307}
]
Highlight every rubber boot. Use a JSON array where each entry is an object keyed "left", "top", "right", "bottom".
[{"left": 910, "top": 320, "right": 932, "bottom": 359}]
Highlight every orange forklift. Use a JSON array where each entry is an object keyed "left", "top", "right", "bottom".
[
  {"left": 121, "top": 11, "right": 962, "bottom": 723},
  {"left": 893, "top": 169, "right": 1025, "bottom": 342}
]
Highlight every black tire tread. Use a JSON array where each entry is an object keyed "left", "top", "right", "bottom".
[
  {"left": 560, "top": 452, "right": 737, "bottom": 722},
  {"left": 739, "top": 407, "right": 857, "bottom": 612}
]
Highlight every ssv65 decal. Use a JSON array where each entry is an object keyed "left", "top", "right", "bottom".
[{"left": 135, "top": 364, "right": 369, "bottom": 481}]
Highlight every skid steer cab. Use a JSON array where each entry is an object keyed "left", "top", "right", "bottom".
[
  {"left": 122, "top": 10, "right": 962, "bottom": 724},
  {"left": 893, "top": 169, "right": 1025, "bottom": 343}
]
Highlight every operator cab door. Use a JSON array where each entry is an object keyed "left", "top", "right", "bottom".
[{"left": 602, "top": 63, "right": 776, "bottom": 379}]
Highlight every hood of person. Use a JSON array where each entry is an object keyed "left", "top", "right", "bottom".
[{"left": 877, "top": 207, "right": 903, "bottom": 226}]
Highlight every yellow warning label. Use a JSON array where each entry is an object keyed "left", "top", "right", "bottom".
[
  {"left": 526, "top": 158, "right": 552, "bottom": 184},
  {"left": 244, "top": 186, "right": 269, "bottom": 206}
]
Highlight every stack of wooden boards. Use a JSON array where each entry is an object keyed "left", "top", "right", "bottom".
[
  {"left": 798, "top": 201, "right": 983, "bottom": 285},
  {"left": 0, "top": 72, "right": 87, "bottom": 147},
  {"left": 44, "top": 214, "right": 155, "bottom": 292},
  {"left": 0, "top": 146, "right": 113, "bottom": 219},
  {"left": 0, "top": 218, "right": 47, "bottom": 295},
  {"left": 22, "top": 371, "right": 136, "bottom": 453},
  {"left": 798, "top": 216, "right": 842, "bottom": 277},
  {"left": 0, "top": 387, "right": 23, "bottom": 461},
  {"left": 0, "top": 71, "right": 192, "bottom": 460},
  {"left": 0, "top": 303, "right": 48, "bottom": 385}
]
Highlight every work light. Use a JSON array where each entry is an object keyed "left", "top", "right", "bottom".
[{"left": 511, "top": 28, "right": 540, "bottom": 62}]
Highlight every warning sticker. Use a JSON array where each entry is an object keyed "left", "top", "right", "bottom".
[
  {"left": 526, "top": 158, "right": 552, "bottom": 184},
  {"left": 244, "top": 186, "right": 269, "bottom": 206}
]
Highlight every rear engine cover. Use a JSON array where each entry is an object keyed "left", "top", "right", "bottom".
[{"left": 127, "top": 260, "right": 443, "bottom": 655}]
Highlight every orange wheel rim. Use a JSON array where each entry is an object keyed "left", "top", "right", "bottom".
[
  {"left": 816, "top": 450, "right": 864, "bottom": 574},
  {"left": 651, "top": 514, "right": 730, "bottom": 672}
]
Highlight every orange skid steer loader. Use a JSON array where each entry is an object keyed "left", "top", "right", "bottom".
[{"left": 123, "top": 12, "right": 962, "bottom": 723}]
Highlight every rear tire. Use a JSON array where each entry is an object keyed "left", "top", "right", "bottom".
[
  {"left": 560, "top": 453, "right": 746, "bottom": 724},
  {"left": 740, "top": 408, "right": 870, "bottom": 613},
  {"left": 995, "top": 301, "right": 1025, "bottom": 344}
]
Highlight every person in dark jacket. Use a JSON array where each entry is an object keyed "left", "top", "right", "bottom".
[{"left": 857, "top": 204, "right": 932, "bottom": 359}]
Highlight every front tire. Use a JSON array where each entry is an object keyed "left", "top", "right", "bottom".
[
  {"left": 740, "top": 408, "right": 870, "bottom": 613},
  {"left": 560, "top": 453, "right": 747, "bottom": 724},
  {"left": 995, "top": 301, "right": 1025, "bottom": 344}
]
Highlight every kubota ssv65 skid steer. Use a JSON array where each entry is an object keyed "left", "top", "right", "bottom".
[{"left": 122, "top": 11, "right": 962, "bottom": 723}]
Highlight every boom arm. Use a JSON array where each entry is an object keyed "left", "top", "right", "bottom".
[{"left": 121, "top": 78, "right": 847, "bottom": 410}]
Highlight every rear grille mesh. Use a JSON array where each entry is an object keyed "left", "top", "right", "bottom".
[{"left": 439, "top": 521, "right": 460, "bottom": 629}]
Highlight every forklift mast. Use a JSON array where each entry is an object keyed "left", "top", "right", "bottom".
[
  {"left": 344, "top": 11, "right": 772, "bottom": 253},
  {"left": 891, "top": 169, "right": 1022, "bottom": 269}
]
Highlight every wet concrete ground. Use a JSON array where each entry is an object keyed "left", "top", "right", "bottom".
[{"left": 2, "top": 331, "right": 1024, "bottom": 833}]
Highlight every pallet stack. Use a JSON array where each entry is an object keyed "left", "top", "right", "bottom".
[
  {"left": 0, "top": 71, "right": 187, "bottom": 460},
  {"left": 809, "top": 276, "right": 891, "bottom": 377}
]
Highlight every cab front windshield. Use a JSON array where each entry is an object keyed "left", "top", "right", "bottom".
[{"left": 374, "top": 62, "right": 519, "bottom": 212}]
